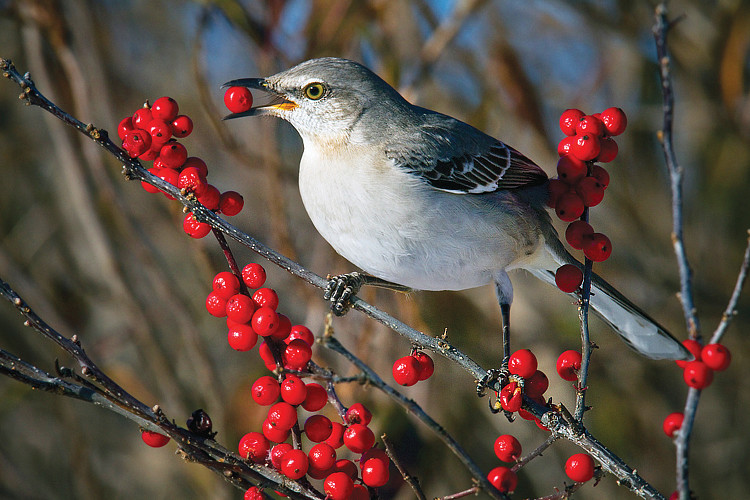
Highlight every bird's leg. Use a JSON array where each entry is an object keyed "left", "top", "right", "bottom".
[
  {"left": 478, "top": 272, "right": 515, "bottom": 397},
  {"left": 324, "top": 272, "right": 411, "bottom": 316}
]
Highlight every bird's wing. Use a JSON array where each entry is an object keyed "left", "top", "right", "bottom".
[{"left": 385, "top": 112, "right": 547, "bottom": 194}]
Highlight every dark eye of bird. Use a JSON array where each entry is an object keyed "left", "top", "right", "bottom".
[{"left": 304, "top": 82, "right": 325, "bottom": 100}]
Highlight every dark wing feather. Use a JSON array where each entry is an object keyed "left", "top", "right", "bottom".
[{"left": 385, "top": 111, "right": 547, "bottom": 194}]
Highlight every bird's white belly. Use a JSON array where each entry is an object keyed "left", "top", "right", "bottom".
[{"left": 298, "top": 145, "right": 541, "bottom": 291}]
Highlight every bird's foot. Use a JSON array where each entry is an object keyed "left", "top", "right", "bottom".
[
  {"left": 477, "top": 367, "right": 511, "bottom": 397},
  {"left": 324, "top": 272, "right": 367, "bottom": 316}
]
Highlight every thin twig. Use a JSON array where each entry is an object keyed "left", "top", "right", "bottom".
[
  {"left": 710, "top": 230, "right": 750, "bottom": 344},
  {"left": 436, "top": 486, "right": 481, "bottom": 500},
  {"left": 653, "top": 3, "right": 699, "bottom": 338},
  {"left": 382, "top": 434, "right": 428, "bottom": 500},
  {"left": 512, "top": 434, "right": 559, "bottom": 471}
]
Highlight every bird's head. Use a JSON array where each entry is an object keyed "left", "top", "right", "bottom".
[{"left": 222, "top": 57, "right": 411, "bottom": 146}]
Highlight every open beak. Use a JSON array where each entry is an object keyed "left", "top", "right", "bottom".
[{"left": 221, "top": 78, "right": 297, "bottom": 120}]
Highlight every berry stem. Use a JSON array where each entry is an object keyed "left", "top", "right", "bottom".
[
  {"left": 382, "top": 434, "right": 428, "bottom": 500},
  {"left": 575, "top": 205, "right": 594, "bottom": 422}
]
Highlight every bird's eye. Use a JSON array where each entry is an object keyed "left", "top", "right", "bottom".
[{"left": 303, "top": 82, "right": 326, "bottom": 100}]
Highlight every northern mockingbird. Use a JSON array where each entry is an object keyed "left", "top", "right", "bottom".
[{"left": 223, "top": 57, "right": 688, "bottom": 361}]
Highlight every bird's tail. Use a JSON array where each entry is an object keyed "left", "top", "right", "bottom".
[{"left": 526, "top": 237, "right": 690, "bottom": 360}]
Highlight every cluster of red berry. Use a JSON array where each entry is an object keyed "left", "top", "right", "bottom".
[
  {"left": 487, "top": 349, "right": 594, "bottom": 490},
  {"left": 662, "top": 340, "right": 732, "bottom": 439},
  {"left": 207, "top": 262, "right": 390, "bottom": 498},
  {"left": 117, "top": 96, "right": 244, "bottom": 239},
  {"left": 391, "top": 350, "right": 434, "bottom": 386},
  {"left": 550, "top": 107, "right": 627, "bottom": 294}
]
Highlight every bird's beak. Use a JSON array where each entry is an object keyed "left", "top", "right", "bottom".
[{"left": 221, "top": 78, "right": 298, "bottom": 120}]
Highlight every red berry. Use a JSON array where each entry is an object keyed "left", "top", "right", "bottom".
[
  {"left": 280, "top": 374, "right": 308, "bottom": 406},
  {"left": 676, "top": 339, "right": 702, "bottom": 368},
  {"left": 226, "top": 293, "right": 256, "bottom": 324},
  {"left": 556, "top": 350, "right": 582, "bottom": 381},
  {"left": 304, "top": 415, "right": 333, "bottom": 443},
  {"left": 576, "top": 115, "right": 605, "bottom": 137},
  {"left": 171, "top": 115, "right": 193, "bottom": 138},
  {"left": 325, "top": 422, "right": 345, "bottom": 449},
  {"left": 683, "top": 360, "right": 714, "bottom": 389},
  {"left": 565, "top": 453, "right": 595, "bottom": 482},
  {"left": 555, "top": 264, "right": 583, "bottom": 293},
  {"left": 518, "top": 394, "right": 545, "bottom": 421},
  {"left": 343, "top": 423, "right": 375, "bottom": 453},
  {"left": 258, "top": 340, "right": 277, "bottom": 367},
  {"left": 361, "top": 457, "right": 390, "bottom": 487},
  {"left": 302, "top": 383, "right": 328, "bottom": 412},
  {"left": 565, "top": 220, "right": 594, "bottom": 250},
  {"left": 487, "top": 466, "right": 518, "bottom": 493},
  {"left": 212, "top": 271, "right": 240, "bottom": 300},
  {"left": 267, "top": 402, "right": 298, "bottom": 431},
  {"left": 555, "top": 192, "right": 585, "bottom": 222},
  {"left": 332, "top": 459, "right": 358, "bottom": 480},
  {"left": 280, "top": 448, "right": 308, "bottom": 480},
  {"left": 345, "top": 403, "right": 372, "bottom": 425},
  {"left": 205, "top": 290, "right": 228, "bottom": 317},
  {"left": 600, "top": 107, "right": 627, "bottom": 136},
  {"left": 252, "top": 375, "right": 280, "bottom": 406},
  {"left": 158, "top": 141, "right": 188, "bottom": 169},
  {"left": 118, "top": 116, "right": 134, "bottom": 140},
  {"left": 147, "top": 119, "right": 173, "bottom": 146},
  {"left": 413, "top": 351, "right": 435, "bottom": 381},
  {"left": 571, "top": 134, "right": 601, "bottom": 162},
  {"left": 494, "top": 434, "right": 522, "bottom": 462},
  {"left": 547, "top": 178, "right": 569, "bottom": 208},
  {"left": 228, "top": 323, "right": 258, "bottom": 351},
  {"left": 324, "top": 471, "right": 354, "bottom": 500},
  {"left": 359, "top": 447, "right": 389, "bottom": 465},
  {"left": 270, "top": 443, "right": 294, "bottom": 469},
  {"left": 244, "top": 486, "right": 263, "bottom": 500},
  {"left": 559, "top": 108, "right": 585, "bottom": 136},
  {"left": 700, "top": 343, "right": 731, "bottom": 371},
  {"left": 662, "top": 412, "right": 684, "bottom": 438},
  {"left": 350, "top": 484, "right": 369, "bottom": 500},
  {"left": 178, "top": 167, "right": 208, "bottom": 195},
  {"left": 575, "top": 176, "right": 605, "bottom": 207},
  {"left": 499, "top": 381, "right": 523, "bottom": 412},
  {"left": 252, "top": 306, "right": 279, "bottom": 336},
  {"left": 219, "top": 190, "right": 244, "bottom": 216},
  {"left": 287, "top": 324, "right": 314, "bottom": 345},
  {"left": 184, "top": 213, "right": 211, "bottom": 238},
  {"left": 252, "top": 288, "right": 279, "bottom": 310},
  {"left": 152, "top": 96, "right": 179, "bottom": 122},
  {"left": 132, "top": 107, "right": 153, "bottom": 129},
  {"left": 596, "top": 137, "right": 619, "bottom": 163},
  {"left": 284, "top": 338, "right": 313, "bottom": 369},
  {"left": 270, "top": 313, "right": 292, "bottom": 341},
  {"left": 590, "top": 164, "right": 610, "bottom": 188},
  {"left": 524, "top": 370, "right": 549, "bottom": 398},
  {"left": 224, "top": 86, "right": 254, "bottom": 114},
  {"left": 156, "top": 167, "right": 179, "bottom": 200},
  {"left": 238, "top": 431, "right": 269, "bottom": 462},
  {"left": 262, "top": 418, "right": 290, "bottom": 443},
  {"left": 141, "top": 430, "right": 170, "bottom": 447},
  {"left": 509, "top": 349, "right": 538, "bottom": 378},
  {"left": 557, "top": 135, "right": 577, "bottom": 157},
  {"left": 557, "top": 155, "right": 588, "bottom": 185},
  {"left": 183, "top": 156, "right": 208, "bottom": 177},
  {"left": 583, "top": 232, "right": 612, "bottom": 262},
  {"left": 392, "top": 355, "right": 421, "bottom": 386},
  {"left": 309, "top": 442, "right": 337, "bottom": 471},
  {"left": 242, "top": 263, "right": 267, "bottom": 289},
  {"left": 123, "top": 129, "right": 152, "bottom": 157}
]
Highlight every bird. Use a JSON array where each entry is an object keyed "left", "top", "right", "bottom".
[{"left": 222, "top": 57, "right": 689, "bottom": 362}]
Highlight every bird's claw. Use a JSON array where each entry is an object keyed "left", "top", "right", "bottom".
[
  {"left": 324, "top": 272, "right": 366, "bottom": 316},
  {"left": 477, "top": 367, "right": 511, "bottom": 397}
]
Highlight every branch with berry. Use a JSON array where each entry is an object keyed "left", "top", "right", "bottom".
[{"left": 1, "top": 4, "right": 747, "bottom": 498}]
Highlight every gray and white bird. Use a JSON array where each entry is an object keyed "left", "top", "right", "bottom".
[{"left": 223, "top": 57, "right": 688, "bottom": 361}]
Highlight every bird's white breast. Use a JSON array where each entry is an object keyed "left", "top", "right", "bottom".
[{"left": 297, "top": 140, "right": 544, "bottom": 291}]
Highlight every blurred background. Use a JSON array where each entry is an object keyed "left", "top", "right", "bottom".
[{"left": 1, "top": 0, "right": 749, "bottom": 498}]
